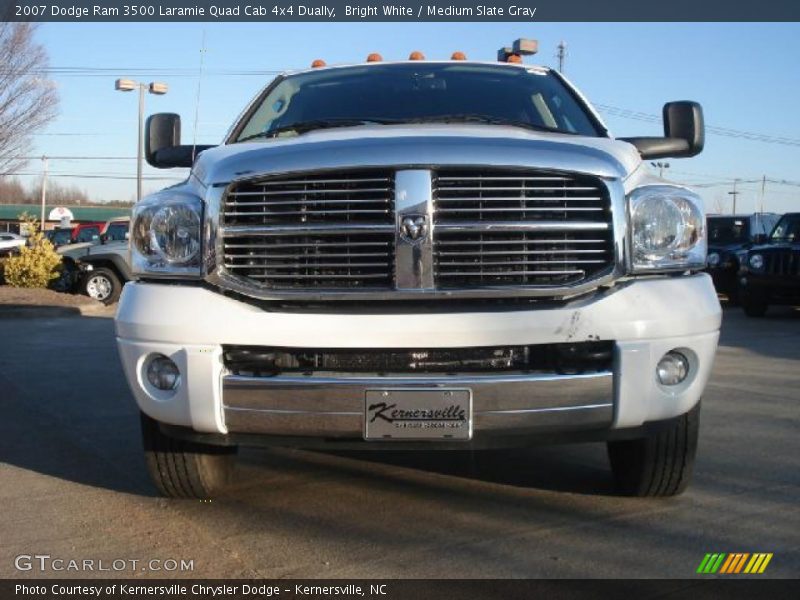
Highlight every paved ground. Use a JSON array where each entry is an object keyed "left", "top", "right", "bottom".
[{"left": 0, "top": 304, "right": 798, "bottom": 579}]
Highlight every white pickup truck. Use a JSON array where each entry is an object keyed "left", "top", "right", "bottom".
[{"left": 115, "top": 48, "right": 720, "bottom": 499}]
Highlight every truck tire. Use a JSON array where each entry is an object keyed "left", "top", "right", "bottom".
[
  {"left": 140, "top": 412, "right": 237, "bottom": 499},
  {"left": 82, "top": 267, "right": 121, "bottom": 305},
  {"left": 607, "top": 403, "right": 699, "bottom": 497},
  {"left": 741, "top": 294, "right": 769, "bottom": 318}
]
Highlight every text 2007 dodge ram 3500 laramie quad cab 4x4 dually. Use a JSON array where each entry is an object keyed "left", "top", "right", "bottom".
[{"left": 116, "top": 49, "right": 720, "bottom": 499}]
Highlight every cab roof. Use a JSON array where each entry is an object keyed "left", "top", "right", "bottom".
[{"left": 283, "top": 60, "right": 550, "bottom": 77}]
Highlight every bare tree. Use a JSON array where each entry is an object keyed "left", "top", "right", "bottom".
[{"left": 0, "top": 23, "right": 58, "bottom": 176}]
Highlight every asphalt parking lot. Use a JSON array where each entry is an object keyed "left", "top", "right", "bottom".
[{"left": 0, "top": 304, "right": 798, "bottom": 579}]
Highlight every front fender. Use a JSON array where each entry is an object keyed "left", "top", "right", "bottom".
[{"left": 78, "top": 253, "right": 134, "bottom": 282}]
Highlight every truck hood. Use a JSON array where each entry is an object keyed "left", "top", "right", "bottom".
[
  {"left": 749, "top": 242, "right": 800, "bottom": 253},
  {"left": 191, "top": 124, "right": 642, "bottom": 187}
]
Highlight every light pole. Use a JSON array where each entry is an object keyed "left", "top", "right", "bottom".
[{"left": 115, "top": 79, "right": 168, "bottom": 203}]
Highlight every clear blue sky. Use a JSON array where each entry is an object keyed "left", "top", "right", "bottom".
[{"left": 20, "top": 22, "right": 800, "bottom": 214}]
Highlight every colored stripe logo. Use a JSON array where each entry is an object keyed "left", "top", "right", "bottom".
[{"left": 697, "top": 553, "right": 773, "bottom": 574}]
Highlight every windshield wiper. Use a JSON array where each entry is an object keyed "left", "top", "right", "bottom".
[
  {"left": 396, "top": 114, "right": 574, "bottom": 135},
  {"left": 238, "top": 118, "right": 389, "bottom": 142}
]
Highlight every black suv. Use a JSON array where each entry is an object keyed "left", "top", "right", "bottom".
[
  {"left": 705, "top": 213, "right": 780, "bottom": 302},
  {"left": 738, "top": 212, "right": 800, "bottom": 317}
]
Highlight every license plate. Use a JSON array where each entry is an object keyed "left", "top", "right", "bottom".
[{"left": 364, "top": 389, "right": 472, "bottom": 441}]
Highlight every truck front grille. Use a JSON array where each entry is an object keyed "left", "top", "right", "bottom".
[
  {"left": 433, "top": 169, "right": 613, "bottom": 287},
  {"left": 764, "top": 251, "right": 800, "bottom": 276},
  {"left": 221, "top": 170, "right": 395, "bottom": 288},
  {"left": 223, "top": 341, "right": 614, "bottom": 376},
  {"left": 218, "top": 167, "right": 616, "bottom": 297}
]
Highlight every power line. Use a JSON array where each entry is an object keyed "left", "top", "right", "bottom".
[
  {"left": 595, "top": 103, "right": 800, "bottom": 148},
  {"left": 9, "top": 172, "right": 184, "bottom": 181}
]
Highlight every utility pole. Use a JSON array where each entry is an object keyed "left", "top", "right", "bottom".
[
  {"left": 759, "top": 175, "right": 766, "bottom": 213},
  {"left": 728, "top": 179, "right": 741, "bottom": 215},
  {"left": 556, "top": 40, "right": 567, "bottom": 73},
  {"left": 39, "top": 156, "right": 48, "bottom": 230}
]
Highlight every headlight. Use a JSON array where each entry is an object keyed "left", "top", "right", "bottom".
[
  {"left": 131, "top": 192, "right": 203, "bottom": 277},
  {"left": 629, "top": 185, "right": 706, "bottom": 273},
  {"left": 749, "top": 253, "right": 764, "bottom": 271},
  {"left": 707, "top": 252, "right": 720, "bottom": 267}
]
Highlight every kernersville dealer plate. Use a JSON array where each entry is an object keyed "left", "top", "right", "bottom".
[{"left": 364, "top": 389, "right": 472, "bottom": 441}]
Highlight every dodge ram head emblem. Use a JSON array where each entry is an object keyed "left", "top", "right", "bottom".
[{"left": 400, "top": 215, "right": 428, "bottom": 243}]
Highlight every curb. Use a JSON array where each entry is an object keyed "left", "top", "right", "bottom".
[{"left": 0, "top": 303, "right": 116, "bottom": 319}]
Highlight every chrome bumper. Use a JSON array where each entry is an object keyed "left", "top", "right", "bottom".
[{"left": 222, "top": 371, "right": 613, "bottom": 438}]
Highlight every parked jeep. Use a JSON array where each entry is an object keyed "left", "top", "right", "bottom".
[
  {"left": 60, "top": 238, "right": 133, "bottom": 304},
  {"left": 115, "top": 46, "right": 720, "bottom": 499},
  {"left": 738, "top": 212, "right": 800, "bottom": 317},
  {"left": 705, "top": 213, "right": 781, "bottom": 302}
]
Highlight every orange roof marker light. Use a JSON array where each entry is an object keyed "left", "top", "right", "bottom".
[
  {"left": 497, "top": 38, "right": 539, "bottom": 63},
  {"left": 408, "top": 51, "right": 425, "bottom": 60},
  {"left": 311, "top": 59, "right": 327, "bottom": 68},
  {"left": 451, "top": 51, "right": 467, "bottom": 60},
  {"left": 366, "top": 53, "right": 383, "bottom": 62}
]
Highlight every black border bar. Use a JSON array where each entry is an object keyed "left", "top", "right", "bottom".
[{"left": 3, "top": 0, "right": 800, "bottom": 22}]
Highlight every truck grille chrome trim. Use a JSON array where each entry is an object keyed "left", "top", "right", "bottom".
[
  {"left": 219, "top": 169, "right": 396, "bottom": 289},
  {"left": 212, "top": 166, "right": 623, "bottom": 300}
]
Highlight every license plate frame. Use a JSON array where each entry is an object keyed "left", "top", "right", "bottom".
[{"left": 364, "top": 388, "right": 473, "bottom": 441}]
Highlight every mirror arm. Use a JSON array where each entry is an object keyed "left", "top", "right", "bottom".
[{"left": 619, "top": 136, "right": 690, "bottom": 160}]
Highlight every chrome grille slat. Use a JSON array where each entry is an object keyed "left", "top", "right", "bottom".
[
  {"left": 436, "top": 207, "right": 605, "bottom": 213},
  {"left": 436, "top": 221, "right": 609, "bottom": 232},
  {"left": 226, "top": 198, "right": 391, "bottom": 206},
  {"left": 228, "top": 187, "right": 392, "bottom": 197},
  {"left": 439, "top": 238, "right": 607, "bottom": 246},
  {"left": 439, "top": 270, "right": 586, "bottom": 277},
  {"left": 225, "top": 252, "right": 390, "bottom": 259},
  {"left": 224, "top": 241, "right": 391, "bottom": 249},
  {"left": 223, "top": 210, "right": 392, "bottom": 217},
  {"left": 241, "top": 273, "right": 390, "bottom": 280},
  {"left": 224, "top": 224, "right": 395, "bottom": 236},
  {"left": 438, "top": 260, "right": 607, "bottom": 266},
  {"left": 438, "top": 249, "right": 607, "bottom": 256}
]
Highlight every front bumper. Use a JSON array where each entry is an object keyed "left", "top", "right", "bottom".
[
  {"left": 740, "top": 270, "right": 800, "bottom": 299},
  {"left": 115, "top": 274, "right": 721, "bottom": 441}
]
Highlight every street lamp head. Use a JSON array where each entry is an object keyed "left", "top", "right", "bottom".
[
  {"left": 115, "top": 78, "right": 136, "bottom": 92},
  {"left": 149, "top": 82, "right": 168, "bottom": 95}
]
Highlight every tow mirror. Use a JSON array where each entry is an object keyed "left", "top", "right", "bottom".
[
  {"left": 620, "top": 101, "right": 705, "bottom": 160},
  {"left": 145, "top": 113, "right": 215, "bottom": 169}
]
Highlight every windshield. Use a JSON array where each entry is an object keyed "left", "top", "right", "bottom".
[
  {"left": 105, "top": 222, "right": 129, "bottom": 241},
  {"left": 708, "top": 217, "right": 750, "bottom": 244},
  {"left": 233, "top": 63, "right": 603, "bottom": 141},
  {"left": 770, "top": 215, "right": 800, "bottom": 241}
]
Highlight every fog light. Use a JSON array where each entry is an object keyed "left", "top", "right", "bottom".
[
  {"left": 146, "top": 354, "right": 180, "bottom": 391},
  {"left": 656, "top": 351, "right": 689, "bottom": 386}
]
